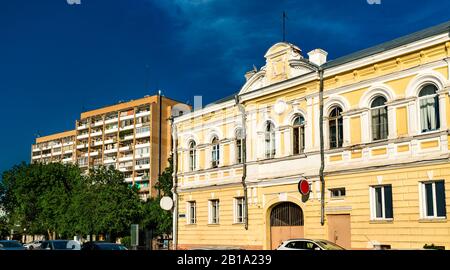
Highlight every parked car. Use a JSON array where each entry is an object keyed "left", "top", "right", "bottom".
[
  {"left": 40, "top": 240, "right": 80, "bottom": 250},
  {"left": 0, "top": 240, "right": 26, "bottom": 250},
  {"left": 276, "top": 239, "right": 346, "bottom": 250},
  {"left": 23, "top": 240, "right": 43, "bottom": 250},
  {"left": 81, "top": 241, "right": 127, "bottom": 250}
]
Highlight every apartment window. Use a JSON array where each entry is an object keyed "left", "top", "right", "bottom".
[
  {"left": 234, "top": 197, "right": 245, "bottom": 223},
  {"left": 188, "top": 140, "right": 197, "bottom": 171},
  {"left": 265, "top": 121, "right": 276, "bottom": 158},
  {"left": 329, "top": 106, "right": 343, "bottom": 149},
  {"left": 136, "top": 126, "right": 150, "bottom": 134},
  {"left": 370, "top": 185, "right": 393, "bottom": 220},
  {"left": 419, "top": 84, "right": 440, "bottom": 132},
  {"left": 208, "top": 199, "right": 219, "bottom": 224},
  {"left": 211, "top": 136, "right": 220, "bottom": 168},
  {"left": 135, "top": 158, "right": 150, "bottom": 165},
  {"left": 235, "top": 129, "right": 244, "bottom": 164},
  {"left": 371, "top": 96, "right": 388, "bottom": 141},
  {"left": 330, "top": 188, "right": 346, "bottom": 198},
  {"left": 421, "top": 181, "right": 446, "bottom": 219},
  {"left": 136, "top": 147, "right": 149, "bottom": 155},
  {"left": 187, "top": 201, "right": 196, "bottom": 224},
  {"left": 292, "top": 115, "right": 305, "bottom": 154}
]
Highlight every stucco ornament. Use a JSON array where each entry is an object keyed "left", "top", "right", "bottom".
[{"left": 274, "top": 100, "right": 286, "bottom": 115}]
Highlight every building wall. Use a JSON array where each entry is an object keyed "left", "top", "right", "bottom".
[{"left": 174, "top": 32, "right": 450, "bottom": 249}]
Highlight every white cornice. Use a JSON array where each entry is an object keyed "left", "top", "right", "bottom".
[{"left": 324, "top": 33, "right": 449, "bottom": 78}]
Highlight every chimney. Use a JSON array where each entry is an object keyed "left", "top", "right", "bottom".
[{"left": 307, "top": 49, "right": 328, "bottom": 66}]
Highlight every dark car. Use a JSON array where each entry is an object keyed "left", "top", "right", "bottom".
[
  {"left": 81, "top": 241, "right": 127, "bottom": 250},
  {"left": 0, "top": 240, "right": 26, "bottom": 250},
  {"left": 40, "top": 240, "right": 80, "bottom": 250}
]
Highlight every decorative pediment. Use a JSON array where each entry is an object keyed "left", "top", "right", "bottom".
[{"left": 239, "top": 42, "right": 316, "bottom": 95}]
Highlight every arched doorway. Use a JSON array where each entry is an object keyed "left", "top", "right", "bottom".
[{"left": 270, "top": 202, "right": 304, "bottom": 249}]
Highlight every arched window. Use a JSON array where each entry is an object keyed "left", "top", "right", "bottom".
[
  {"left": 265, "top": 122, "right": 276, "bottom": 158},
  {"left": 211, "top": 136, "right": 220, "bottom": 168},
  {"left": 419, "top": 84, "right": 440, "bottom": 132},
  {"left": 329, "top": 106, "right": 343, "bottom": 149},
  {"left": 371, "top": 96, "right": 388, "bottom": 141},
  {"left": 292, "top": 115, "right": 305, "bottom": 154},
  {"left": 188, "top": 140, "right": 196, "bottom": 171},
  {"left": 235, "top": 128, "right": 244, "bottom": 164}
]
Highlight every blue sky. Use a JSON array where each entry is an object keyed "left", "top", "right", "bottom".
[{"left": 0, "top": 0, "right": 449, "bottom": 174}]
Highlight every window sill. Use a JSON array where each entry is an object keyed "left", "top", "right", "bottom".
[
  {"left": 232, "top": 222, "right": 245, "bottom": 225},
  {"left": 369, "top": 219, "right": 394, "bottom": 224},
  {"left": 418, "top": 218, "right": 447, "bottom": 223},
  {"left": 185, "top": 223, "right": 197, "bottom": 226},
  {"left": 207, "top": 223, "right": 220, "bottom": 226}
]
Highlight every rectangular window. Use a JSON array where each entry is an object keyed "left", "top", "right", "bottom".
[
  {"left": 330, "top": 188, "right": 346, "bottom": 198},
  {"left": 370, "top": 185, "right": 393, "bottom": 220},
  {"left": 236, "top": 139, "right": 243, "bottom": 164},
  {"left": 187, "top": 201, "right": 196, "bottom": 224},
  {"left": 421, "top": 181, "right": 446, "bottom": 218},
  {"left": 208, "top": 199, "right": 219, "bottom": 224},
  {"left": 234, "top": 197, "right": 245, "bottom": 223}
]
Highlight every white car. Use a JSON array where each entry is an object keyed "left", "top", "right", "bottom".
[
  {"left": 276, "top": 239, "right": 346, "bottom": 250},
  {"left": 23, "top": 240, "right": 43, "bottom": 250}
]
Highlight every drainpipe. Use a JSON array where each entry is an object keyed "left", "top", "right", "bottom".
[
  {"left": 235, "top": 95, "right": 249, "bottom": 230},
  {"left": 318, "top": 67, "right": 325, "bottom": 226},
  {"left": 171, "top": 118, "right": 179, "bottom": 249},
  {"left": 158, "top": 90, "right": 163, "bottom": 198}
]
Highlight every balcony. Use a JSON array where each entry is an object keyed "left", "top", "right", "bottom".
[
  {"left": 120, "top": 125, "right": 134, "bottom": 131},
  {"left": 53, "top": 143, "right": 62, "bottom": 148},
  {"left": 76, "top": 143, "right": 87, "bottom": 149},
  {"left": 92, "top": 140, "right": 103, "bottom": 146},
  {"left": 120, "top": 114, "right": 134, "bottom": 121},
  {"left": 77, "top": 133, "right": 89, "bottom": 140},
  {"left": 105, "top": 128, "right": 118, "bottom": 134},
  {"left": 119, "top": 155, "right": 134, "bottom": 162},
  {"left": 62, "top": 157, "right": 73, "bottom": 163},
  {"left": 124, "top": 177, "right": 133, "bottom": 182},
  {"left": 32, "top": 147, "right": 41, "bottom": 152},
  {"left": 104, "top": 158, "right": 117, "bottom": 164},
  {"left": 105, "top": 117, "right": 118, "bottom": 124},
  {"left": 52, "top": 151, "right": 62, "bottom": 156},
  {"left": 135, "top": 142, "right": 150, "bottom": 149},
  {"left": 121, "top": 134, "right": 134, "bottom": 141},
  {"left": 32, "top": 155, "right": 42, "bottom": 160},
  {"left": 119, "top": 145, "right": 131, "bottom": 152},
  {"left": 135, "top": 152, "right": 150, "bottom": 159},
  {"left": 136, "top": 110, "right": 150, "bottom": 118},
  {"left": 90, "top": 131, "right": 103, "bottom": 137},
  {"left": 135, "top": 131, "right": 150, "bottom": 139},
  {"left": 103, "top": 138, "right": 116, "bottom": 144},
  {"left": 77, "top": 123, "right": 89, "bottom": 130},
  {"left": 135, "top": 164, "right": 150, "bottom": 170},
  {"left": 64, "top": 149, "right": 73, "bottom": 154},
  {"left": 92, "top": 120, "right": 104, "bottom": 127},
  {"left": 90, "top": 151, "right": 99, "bottom": 157},
  {"left": 104, "top": 148, "right": 118, "bottom": 154},
  {"left": 63, "top": 141, "right": 73, "bottom": 146},
  {"left": 119, "top": 166, "right": 133, "bottom": 172}
]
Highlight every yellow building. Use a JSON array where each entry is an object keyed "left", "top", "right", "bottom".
[
  {"left": 173, "top": 21, "right": 450, "bottom": 250},
  {"left": 32, "top": 94, "right": 189, "bottom": 200}
]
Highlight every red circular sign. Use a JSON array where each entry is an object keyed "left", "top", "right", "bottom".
[{"left": 298, "top": 179, "right": 310, "bottom": 195}]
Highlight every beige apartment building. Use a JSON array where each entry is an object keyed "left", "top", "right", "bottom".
[{"left": 31, "top": 94, "right": 188, "bottom": 200}]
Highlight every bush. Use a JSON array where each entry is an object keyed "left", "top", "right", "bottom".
[{"left": 120, "top": 236, "right": 131, "bottom": 249}]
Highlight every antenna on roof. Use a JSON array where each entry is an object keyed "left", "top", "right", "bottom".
[
  {"left": 34, "top": 131, "right": 41, "bottom": 138},
  {"left": 282, "top": 11, "right": 288, "bottom": 42}
]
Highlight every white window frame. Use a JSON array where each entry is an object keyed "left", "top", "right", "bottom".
[
  {"left": 233, "top": 197, "right": 245, "bottom": 224},
  {"left": 329, "top": 188, "right": 346, "bottom": 199},
  {"left": 186, "top": 201, "right": 196, "bottom": 224},
  {"left": 208, "top": 199, "right": 220, "bottom": 224},
  {"left": 369, "top": 185, "right": 393, "bottom": 221},
  {"left": 419, "top": 181, "right": 446, "bottom": 219}
]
